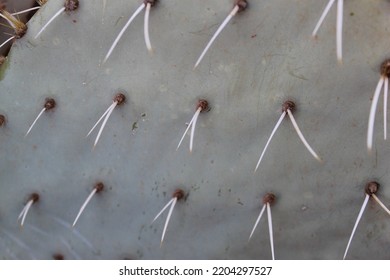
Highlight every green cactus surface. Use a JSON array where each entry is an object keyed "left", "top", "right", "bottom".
[{"left": 0, "top": 0, "right": 390, "bottom": 259}]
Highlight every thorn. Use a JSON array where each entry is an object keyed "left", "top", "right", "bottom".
[
  {"left": 103, "top": 3, "right": 145, "bottom": 64},
  {"left": 0, "top": 35, "right": 15, "bottom": 50},
  {"left": 189, "top": 108, "right": 201, "bottom": 153},
  {"left": 160, "top": 197, "right": 177, "bottom": 246},
  {"left": 25, "top": 108, "right": 46, "bottom": 137},
  {"left": 87, "top": 93, "right": 125, "bottom": 148},
  {"left": 151, "top": 198, "right": 174, "bottom": 224},
  {"left": 34, "top": 7, "right": 65, "bottom": 39},
  {"left": 312, "top": 0, "right": 343, "bottom": 62},
  {"left": 176, "top": 99, "right": 209, "bottom": 152},
  {"left": 93, "top": 102, "right": 117, "bottom": 148},
  {"left": 25, "top": 98, "right": 56, "bottom": 137},
  {"left": 254, "top": 112, "right": 286, "bottom": 172},
  {"left": 86, "top": 103, "right": 114, "bottom": 137},
  {"left": 11, "top": 6, "right": 41, "bottom": 16},
  {"left": 255, "top": 101, "right": 321, "bottom": 171},
  {"left": 0, "top": 10, "right": 27, "bottom": 37},
  {"left": 0, "top": 7, "right": 27, "bottom": 40},
  {"left": 248, "top": 193, "right": 276, "bottom": 260},
  {"left": 367, "top": 77, "right": 385, "bottom": 152},
  {"left": 34, "top": 0, "right": 78, "bottom": 39},
  {"left": 152, "top": 189, "right": 184, "bottom": 246},
  {"left": 266, "top": 202, "right": 275, "bottom": 260},
  {"left": 336, "top": 0, "right": 343, "bottom": 63},
  {"left": 343, "top": 194, "right": 369, "bottom": 260},
  {"left": 312, "top": 0, "right": 336, "bottom": 37},
  {"left": 144, "top": 2, "right": 153, "bottom": 54},
  {"left": 371, "top": 194, "right": 390, "bottom": 216},
  {"left": 0, "top": 11, "right": 16, "bottom": 29},
  {"left": 72, "top": 189, "right": 97, "bottom": 228},
  {"left": 176, "top": 108, "right": 199, "bottom": 152},
  {"left": 18, "top": 200, "right": 33, "bottom": 227},
  {"left": 287, "top": 109, "right": 322, "bottom": 162},
  {"left": 18, "top": 193, "right": 39, "bottom": 227},
  {"left": 193, "top": 4, "right": 240, "bottom": 69},
  {"left": 72, "top": 182, "right": 104, "bottom": 228},
  {"left": 248, "top": 204, "right": 266, "bottom": 241},
  {"left": 384, "top": 78, "right": 388, "bottom": 140}
]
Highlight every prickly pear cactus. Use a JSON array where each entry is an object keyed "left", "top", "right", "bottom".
[{"left": 1, "top": 0, "right": 390, "bottom": 259}]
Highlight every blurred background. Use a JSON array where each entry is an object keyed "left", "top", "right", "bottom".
[{"left": 0, "top": 0, "right": 37, "bottom": 56}]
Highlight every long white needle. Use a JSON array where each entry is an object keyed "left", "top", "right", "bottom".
[
  {"left": 72, "top": 188, "right": 98, "bottom": 227},
  {"left": 86, "top": 102, "right": 115, "bottom": 137},
  {"left": 343, "top": 194, "right": 369, "bottom": 260},
  {"left": 17, "top": 202, "right": 28, "bottom": 221},
  {"left": 144, "top": 2, "right": 153, "bottom": 53},
  {"left": 194, "top": 5, "right": 239, "bottom": 69},
  {"left": 35, "top": 7, "right": 65, "bottom": 39},
  {"left": 152, "top": 198, "right": 175, "bottom": 224},
  {"left": 371, "top": 194, "right": 390, "bottom": 216},
  {"left": 255, "top": 112, "right": 286, "bottom": 172},
  {"left": 18, "top": 200, "right": 34, "bottom": 227},
  {"left": 160, "top": 197, "right": 177, "bottom": 246},
  {"left": 0, "top": 36, "right": 15, "bottom": 49},
  {"left": 267, "top": 203, "right": 275, "bottom": 260},
  {"left": 25, "top": 108, "right": 46, "bottom": 137},
  {"left": 367, "top": 77, "right": 384, "bottom": 152},
  {"left": 93, "top": 102, "right": 118, "bottom": 148},
  {"left": 176, "top": 107, "right": 201, "bottom": 151},
  {"left": 189, "top": 107, "right": 202, "bottom": 152},
  {"left": 287, "top": 109, "right": 322, "bottom": 161},
  {"left": 384, "top": 78, "right": 388, "bottom": 140},
  {"left": 0, "top": 12, "right": 16, "bottom": 28},
  {"left": 103, "top": 3, "right": 145, "bottom": 64},
  {"left": 11, "top": 6, "right": 41, "bottom": 16},
  {"left": 312, "top": 0, "right": 336, "bottom": 37},
  {"left": 336, "top": 0, "right": 343, "bottom": 63},
  {"left": 248, "top": 204, "right": 266, "bottom": 241}
]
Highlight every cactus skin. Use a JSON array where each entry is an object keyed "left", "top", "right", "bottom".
[{"left": 0, "top": 0, "right": 390, "bottom": 259}]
